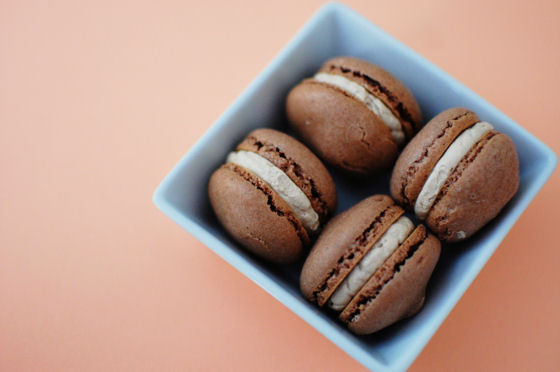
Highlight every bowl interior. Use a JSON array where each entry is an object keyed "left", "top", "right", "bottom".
[{"left": 153, "top": 3, "right": 556, "bottom": 371}]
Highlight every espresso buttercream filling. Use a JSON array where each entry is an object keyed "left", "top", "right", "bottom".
[
  {"left": 414, "top": 121, "right": 494, "bottom": 219},
  {"left": 327, "top": 216, "right": 414, "bottom": 311},
  {"left": 313, "top": 72, "right": 405, "bottom": 145},
  {"left": 227, "top": 150, "right": 320, "bottom": 232}
]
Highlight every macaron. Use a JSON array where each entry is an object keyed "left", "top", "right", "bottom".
[
  {"left": 286, "top": 56, "right": 422, "bottom": 174},
  {"left": 208, "top": 128, "right": 337, "bottom": 263},
  {"left": 390, "top": 107, "right": 520, "bottom": 242},
  {"left": 300, "top": 195, "right": 441, "bottom": 335}
]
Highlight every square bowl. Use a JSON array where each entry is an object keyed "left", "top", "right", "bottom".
[{"left": 153, "top": 3, "right": 557, "bottom": 371}]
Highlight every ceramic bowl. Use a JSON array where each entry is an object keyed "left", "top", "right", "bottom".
[{"left": 153, "top": 3, "right": 557, "bottom": 371}]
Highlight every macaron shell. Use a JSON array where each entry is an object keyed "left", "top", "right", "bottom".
[
  {"left": 236, "top": 128, "right": 337, "bottom": 222},
  {"left": 208, "top": 164, "right": 308, "bottom": 263},
  {"left": 300, "top": 195, "right": 403, "bottom": 306},
  {"left": 425, "top": 133, "right": 520, "bottom": 242},
  {"left": 341, "top": 226, "right": 441, "bottom": 335},
  {"left": 390, "top": 107, "right": 479, "bottom": 210},
  {"left": 320, "top": 56, "right": 422, "bottom": 135},
  {"left": 286, "top": 81, "right": 398, "bottom": 174}
]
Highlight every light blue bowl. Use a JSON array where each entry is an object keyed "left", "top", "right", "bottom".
[{"left": 153, "top": 3, "right": 557, "bottom": 371}]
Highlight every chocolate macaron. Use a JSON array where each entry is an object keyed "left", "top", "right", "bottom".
[
  {"left": 300, "top": 195, "right": 441, "bottom": 335},
  {"left": 208, "top": 128, "right": 337, "bottom": 263},
  {"left": 286, "top": 56, "right": 422, "bottom": 174},
  {"left": 390, "top": 108, "right": 520, "bottom": 242}
]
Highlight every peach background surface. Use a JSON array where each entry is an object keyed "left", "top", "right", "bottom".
[{"left": 1, "top": 0, "right": 559, "bottom": 371}]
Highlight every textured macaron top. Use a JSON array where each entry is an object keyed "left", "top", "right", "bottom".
[
  {"left": 390, "top": 107, "right": 519, "bottom": 242},
  {"left": 209, "top": 128, "right": 337, "bottom": 263},
  {"left": 316, "top": 56, "right": 422, "bottom": 140},
  {"left": 300, "top": 195, "right": 441, "bottom": 334},
  {"left": 286, "top": 56, "right": 423, "bottom": 175}
]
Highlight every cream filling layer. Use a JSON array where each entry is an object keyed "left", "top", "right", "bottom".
[
  {"left": 227, "top": 150, "right": 320, "bottom": 232},
  {"left": 414, "top": 121, "right": 494, "bottom": 220},
  {"left": 327, "top": 216, "right": 414, "bottom": 311},
  {"left": 313, "top": 72, "right": 405, "bottom": 145}
]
